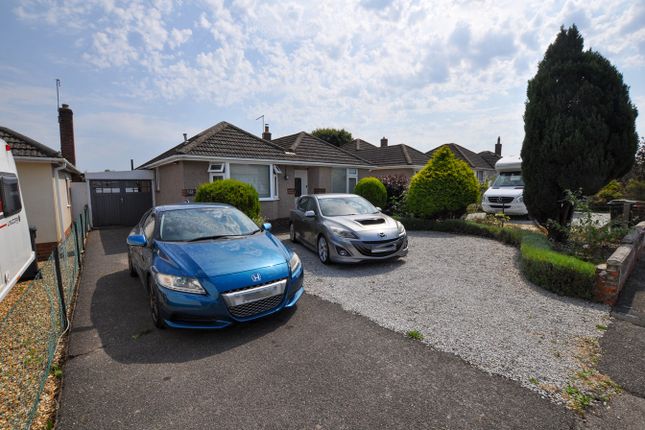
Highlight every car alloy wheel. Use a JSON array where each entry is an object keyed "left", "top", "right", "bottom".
[
  {"left": 318, "top": 235, "right": 330, "bottom": 265},
  {"left": 148, "top": 277, "right": 166, "bottom": 329},
  {"left": 290, "top": 222, "right": 298, "bottom": 243}
]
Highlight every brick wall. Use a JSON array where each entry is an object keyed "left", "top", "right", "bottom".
[{"left": 594, "top": 221, "right": 645, "bottom": 305}]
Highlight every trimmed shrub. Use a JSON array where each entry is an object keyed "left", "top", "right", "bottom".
[
  {"left": 397, "top": 217, "right": 596, "bottom": 299},
  {"left": 194, "top": 179, "right": 260, "bottom": 219},
  {"left": 354, "top": 177, "right": 387, "bottom": 208},
  {"left": 520, "top": 234, "right": 596, "bottom": 299},
  {"left": 406, "top": 146, "right": 479, "bottom": 219}
]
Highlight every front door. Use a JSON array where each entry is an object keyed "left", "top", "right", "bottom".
[{"left": 293, "top": 170, "right": 308, "bottom": 198}]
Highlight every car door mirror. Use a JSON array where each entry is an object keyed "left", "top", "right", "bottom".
[
  {"left": 262, "top": 222, "right": 272, "bottom": 232},
  {"left": 304, "top": 210, "right": 315, "bottom": 218},
  {"left": 127, "top": 234, "right": 147, "bottom": 247},
  {"left": 375, "top": 207, "right": 382, "bottom": 212}
]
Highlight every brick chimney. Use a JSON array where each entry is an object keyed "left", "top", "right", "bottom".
[
  {"left": 262, "top": 124, "right": 272, "bottom": 141},
  {"left": 58, "top": 104, "right": 76, "bottom": 165},
  {"left": 495, "top": 136, "right": 502, "bottom": 157},
  {"left": 380, "top": 137, "right": 388, "bottom": 148},
  {"left": 355, "top": 139, "right": 361, "bottom": 150}
]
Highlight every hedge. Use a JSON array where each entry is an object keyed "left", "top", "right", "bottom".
[
  {"left": 194, "top": 179, "right": 260, "bottom": 219},
  {"left": 398, "top": 218, "right": 596, "bottom": 299}
]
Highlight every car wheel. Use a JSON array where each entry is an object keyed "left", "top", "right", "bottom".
[
  {"left": 148, "top": 276, "right": 166, "bottom": 329},
  {"left": 128, "top": 251, "right": 137, "bottom": 278},
  {"left": 317, "top": 235, "right": 331, "bottom": 265},
  {"left": 289, "top": 222, "right": 298, "bottom": 243}
]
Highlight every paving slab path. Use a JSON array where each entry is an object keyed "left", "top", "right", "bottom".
[
  {"left": 57, "top": 228, "right": 583, "bottom": 429},
  {"left": 592, "top": 257, "right": 645, "bottom": 429}
]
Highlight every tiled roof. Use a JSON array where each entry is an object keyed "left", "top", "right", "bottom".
[
  {"left": 139, "top": 122, "right": 372, "bottom": 168},
  {"left": 0, "top": 126, "right": 60, "bottom": 158},
  {"left": 478, "top": 150, "right": 501, "bottom": 170},
  {"left": 272, "top": 132, "right": 371, "bottom": 166},
  {"left": 340, "top": 140, "right": 429, "bottom": 167},
  {"left": 427, "top": 143, "right": 495, "bottom": 170},
  {"left": 342, "top": 138, "right": 378, "bottom": 151}
]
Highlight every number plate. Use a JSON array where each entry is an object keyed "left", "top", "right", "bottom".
[{"left": 221, "top": 279, "right": 286, "bottom": 307}]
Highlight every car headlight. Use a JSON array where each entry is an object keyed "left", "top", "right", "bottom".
[
  {"left": 155, "top": 273, "right": 206, "bottom": 294},
  {"left": 289, "top": 252, "right": 301, "bottom": 275},
  {"left": 516, "top": 195, "right": 524, "bottom": 203},
  {"left": 396, "top": 221, "right": 406, "bottom": 237},
  {"left": 329, "top": 226, "right": 358, "bottom": 239}
]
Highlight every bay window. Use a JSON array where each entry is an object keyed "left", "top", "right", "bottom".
[
  {"left": 230, "top": 164, "right": 271, "bottom": 198},
  {"left": 208, "top": 161, "right": 277, "bottom": 200}
]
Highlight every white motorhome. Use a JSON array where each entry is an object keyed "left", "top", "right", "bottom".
[
  {"left": 0, "top": 138, "right": 35, "bottom": 302},
  {"left": 482, "top": 155, "right": 528, "bottom": 216}
]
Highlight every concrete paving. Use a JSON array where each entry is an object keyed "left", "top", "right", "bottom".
[
  {"left": 600, "top": 258, "right": 645, "bottom": 398},
  {"left": 58, "top": 228, "right": 582, "bottom": 429}
]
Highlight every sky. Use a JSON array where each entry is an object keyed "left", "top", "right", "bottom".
[{"left": 0, "top": 0, "right": 644, "bottom": 172}]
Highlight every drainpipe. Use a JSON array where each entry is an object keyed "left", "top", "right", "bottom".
[{"left": 53, "top": 163, "right": 67, "bottom": 242}]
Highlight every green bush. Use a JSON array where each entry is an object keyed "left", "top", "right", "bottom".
[
  {"left": 397, "top": 218, "right": 596, "bottom": 299},
  {"left": 354, "top": 177, "right": 387, "bottom": 208},
  {"left": 590, "top": 180, "right": 624, "bottom": 207},
  {"left": 406, "top": 146, "right": 479, "bottom": 219},
  {"left": 194, "top": 179, "right": 260, "bottom": 219},
  {"left": 625, "top": 179, "right": 645, "bottom": 201}
]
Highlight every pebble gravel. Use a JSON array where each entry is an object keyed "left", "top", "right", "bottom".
[{"left": 282, "top": 231, "right": 611, "bottom": 401}]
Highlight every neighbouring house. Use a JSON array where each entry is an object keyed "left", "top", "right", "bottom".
[
  {"left": 0, "top": 104, "right": 81, "bottom": 258},
  {"left": 138, "top": 122, "right": 373, "bottom": 220},
  {"left": 340, "top": 137, "right": 429, "bottom": 180},
  {"left": 426, "top": 138, "right": 502, "bottom": 183}
]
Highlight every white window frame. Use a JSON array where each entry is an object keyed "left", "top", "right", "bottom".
[
  {"left": 207, "top": 161, "right": 279, "bottom": 201},
  {"left": 346, "top": 168, "right": 358, "bottom": 193}
]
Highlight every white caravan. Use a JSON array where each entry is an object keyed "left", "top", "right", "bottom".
[
  {"left": 482, "top": 155, "right": 528, "bottom": 216},
  {"left": 0, "top": 138, "right": 35, "bottom": 302}
]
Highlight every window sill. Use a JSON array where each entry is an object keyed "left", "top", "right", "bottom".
[{"left": 259, "top": 197, "right": 279, "bottom": 202}]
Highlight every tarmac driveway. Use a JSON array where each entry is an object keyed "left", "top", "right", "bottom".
[{"left": 57, "top": 228, "right": 578, "bottom": 429}]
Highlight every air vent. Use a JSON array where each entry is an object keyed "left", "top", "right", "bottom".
[{"left": 356, "top": 218, "right": 386, "bottom": 225}]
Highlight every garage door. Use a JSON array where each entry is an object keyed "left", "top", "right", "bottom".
[{"left": 90, "top": 180, "right": 153, "bottom": 227}]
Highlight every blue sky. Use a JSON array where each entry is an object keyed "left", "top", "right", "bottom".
[{"left": 1, "top": 0, "right": 644, "bottom": 171}]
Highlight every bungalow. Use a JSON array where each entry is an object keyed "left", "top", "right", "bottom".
[
  {"left": 340, "top": 137, "right": 429, "bottom": 179},
  {"left": 0, "top": 104, "right": 81, "bottom": 257},
  {"left": 426, "top": 138, "right": 502, "bottom": 183},
  {"left": 138, "top": 122, "right": 374, "bottom": 220}
]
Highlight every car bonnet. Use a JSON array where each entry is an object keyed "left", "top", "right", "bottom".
[{"left": 156, "top": 232, "right": 289, "bottom": 279}]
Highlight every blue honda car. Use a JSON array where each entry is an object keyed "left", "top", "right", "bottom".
[{"left": 126, "top": 203, "right": 304, "bottom": 329}]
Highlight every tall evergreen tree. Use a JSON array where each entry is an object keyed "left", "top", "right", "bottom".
[{"left": 521, "top": 25, "right": 639, "bottom": 227}]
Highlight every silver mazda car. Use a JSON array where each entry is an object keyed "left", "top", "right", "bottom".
[{"left": 289, "top": 194, "right": 408, "bottom": 264}]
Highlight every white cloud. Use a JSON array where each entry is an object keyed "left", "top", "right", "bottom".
[{"left": 11, "top": 0, "right": 645, "bottom": 159}]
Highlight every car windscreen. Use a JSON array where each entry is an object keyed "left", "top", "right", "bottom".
[
  {"left": 158, "top": 207, "right": 259, "bottom": 241},
  {"left": 318, "top": 196, "right": 378, "bottom": 217},
  {"left": 492, "top": 172, "right": 524, "bottom": 187}
]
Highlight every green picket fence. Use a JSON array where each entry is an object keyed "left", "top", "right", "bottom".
[{"left": 0, "top": 205, "right": 90, "bottom": 429}]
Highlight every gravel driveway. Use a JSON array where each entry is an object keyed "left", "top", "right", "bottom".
[{"left": 284, "top": 231, "right": 610, "bottom": 401}]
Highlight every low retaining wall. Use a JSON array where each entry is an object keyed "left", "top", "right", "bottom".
[{"left": 594, "top": 221, "right": 645, "bottom": 305}]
